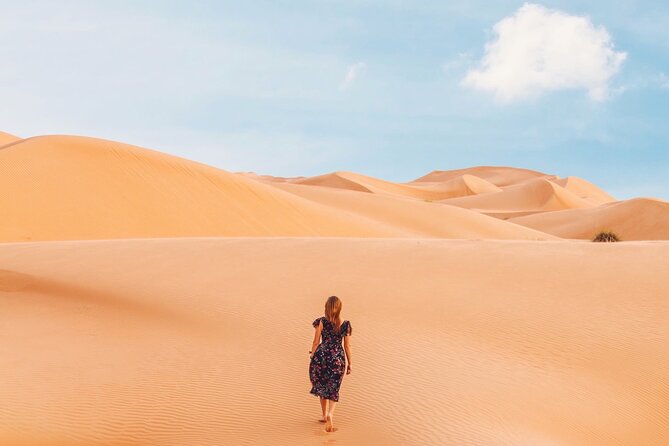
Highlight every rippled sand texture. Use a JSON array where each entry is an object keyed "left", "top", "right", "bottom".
[{"left": 1, "top": 238, "right": 668, "bottom": 445}]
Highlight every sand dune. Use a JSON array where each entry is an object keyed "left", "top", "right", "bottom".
[
  {"left": 294, "top": 171, "right": 451, "bottom": 200},
  {"left": 1, "top": 135, "right": 415, "bottom": 241},
  {"left": 295, "top": 171, "right": 504, "bottom": 201},
  {"left": 269, "top": 181, "right": 554, "bottom": 240},
  {"left": 0, "top": 131, "right": 20, "bottom": 147},
  {"left": 412, "top": 168, "right": 614, "bottom": 207},
  {"left": 412, "top": 166, "right": 549, "bottom": 186},
  {"left": 1, "top": 237, "right": 667, "bottom": 445},
  {"left": 412, "top": 173, "right": 503, "bottom": 197},
  {"left": 295, "top": 171, "right": 377, "bottom": 193},
  {"left": 510, "top": 197, "right": 669, "bottom": 240},
  {"left": 0, "top": 135, "right": 555, "bottom": 242},
  {"left": 239, "top": 172, "right": 305, "bottom": 183},
  {"left": 440, "top": 177, "right": 596, "bottom": 219},
  {"left": 551, "top": 176, "right": 616, "bottom": 205}
]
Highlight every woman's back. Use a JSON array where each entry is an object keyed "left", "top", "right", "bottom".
[
  {"left": 309, "top": 316, "right": 352, "bottom": 403},
  {"left": 316, "top": 317, "right": 351, "bottom": 346}
]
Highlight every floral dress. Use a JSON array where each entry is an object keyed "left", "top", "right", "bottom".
[{"left": 309, "top": 317, "right": 352, "bottom": 402}]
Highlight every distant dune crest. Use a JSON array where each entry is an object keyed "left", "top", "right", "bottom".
[
  {"left": 411, "top": 166, "right": 548, "bottom": 186},
  {"left": 0, "top": 131, "right": 21, "bottom": 148}
]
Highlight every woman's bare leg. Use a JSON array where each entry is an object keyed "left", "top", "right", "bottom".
[
  {"left": 319, "top": 397, "right": 327, "bottom": 421},
  {"left": 325, "top": 400, "right": 337, "bottom": 432}
]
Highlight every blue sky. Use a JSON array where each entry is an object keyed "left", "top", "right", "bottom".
[{"left": 1, "top": 1, "right": 668, "bottom": 199}]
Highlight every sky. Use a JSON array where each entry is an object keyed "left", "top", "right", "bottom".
[{"left": 1, "top": 1, "right": 668, "bottom": 199}]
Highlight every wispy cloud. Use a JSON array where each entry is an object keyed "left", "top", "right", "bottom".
[
  {"left": 658, "top": 73, "right": 669, "bottom": 90},
  {"left": 441, "top": 52, "right": 473, "bottom": 75},
  {"left": 340, "top": 62, "right": 366, "bottom": 91},
  {"left": 462, "top": 3, "right": 627, "bottom": 103}
]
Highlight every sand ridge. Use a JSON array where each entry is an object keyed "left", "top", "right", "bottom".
[
  {"left": 294, "top": 170, "right": 498, "bottom": 201},
  {"left": 510, "top": 197, "right": 669, "bottom": 240},
  {"left": 411, "top": 166, "right": 550, "bottom": 186},
  {"left": 439, "top": 177, "right": 598, "bottom": 219},
  {"left": 411, "top": 173, "right": 503, "bottom": 197},
  {"left": 0, "top": 131, "right": 20, "bottom": 147},
  {"left": 269, "top": 180, "right": 556, "bottom": 240},
  {"left": 294, "top": 171, "right": 505, "bottom": 201},
  {"left": 551, "top": 176, "right": 616, "bottom": 205}
]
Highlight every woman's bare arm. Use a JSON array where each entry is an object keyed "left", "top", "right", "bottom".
[
  {"left": 310, "top": 320, "right": 322, "bottom": 359},
  {"left": 343, "top": 332, "right": 352, "bottom": 374}
]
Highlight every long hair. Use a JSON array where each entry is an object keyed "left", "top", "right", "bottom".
[{"left": 324, "top": 295, "right": 343, "bottom": 334}]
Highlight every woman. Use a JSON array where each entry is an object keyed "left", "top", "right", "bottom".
[{"left": 309, "top": 295, "right": 352, "bottom": 432}]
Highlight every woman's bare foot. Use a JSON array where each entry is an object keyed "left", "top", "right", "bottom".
[
  {"left": 320, "top": 415, "right": 327, "bottom": 423},
  {"left": 325, "top": 414, "right": 333, "bottom": 432}
]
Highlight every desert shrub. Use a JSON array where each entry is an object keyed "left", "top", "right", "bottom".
[{"left": 592, "top": 231, "right": 620, "bottom": 242}]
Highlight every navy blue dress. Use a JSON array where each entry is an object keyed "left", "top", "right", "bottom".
[{"left": 309, "top": 317, "right": 352, "bottom": 402}]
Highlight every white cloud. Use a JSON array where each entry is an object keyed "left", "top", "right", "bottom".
[
  {"left": 462, "top": 3, "right": 627, "bottom": 103},
  {"left": 340, "top": 62, "right": 366, "bottom": 90}
]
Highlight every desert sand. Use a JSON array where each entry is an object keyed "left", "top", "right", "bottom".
[
  {"left": 1, "top": 238, "right": 668, "bottom": 445},
  {"left": 1, "top": 132, "right": 668, "bottom": 445},
  {"left": 0, "top": 130, "right": 20, "bottom": 147},
  {"left": 439, "top": 178, "right": 604, "bottom": 219},
  {"left": 510, "top": 197, "right": 669, "bottom": 240},
  {"left": 412, "top": 166, "right": 549, "bottom": 186},
  {"left": 0, "top": 135, "right": 552, "bottom": 242}
]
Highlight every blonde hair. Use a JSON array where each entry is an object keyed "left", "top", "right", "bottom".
[{"left": 325, "top": 295, "right": 343, "bottom": 334}]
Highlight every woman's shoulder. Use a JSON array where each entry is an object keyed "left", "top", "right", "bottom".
[{"left": 312, "top": 316, "right": 326, "bottom": 327}]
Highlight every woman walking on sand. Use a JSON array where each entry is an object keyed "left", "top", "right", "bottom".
[{"left": 309, "top": 295, "right": 352, "bottom": 432}]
